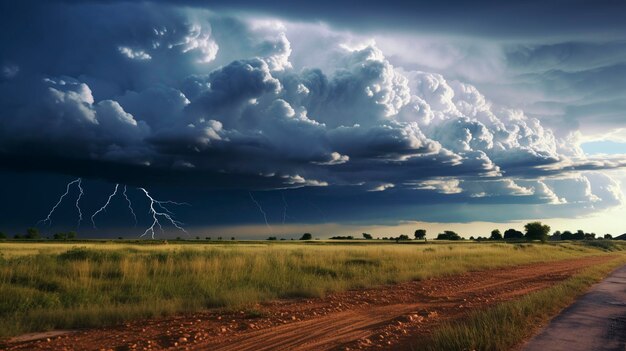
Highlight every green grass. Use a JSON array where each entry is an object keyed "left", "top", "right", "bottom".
[
  {"left": 415, "top": 255, "right": 626, "bottom": 351},
  {"left": 0, "top": 240, "right": 622, "bottom": 338}
]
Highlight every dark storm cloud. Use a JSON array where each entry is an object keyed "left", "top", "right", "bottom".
[
  {"left": 24, "top": 0, "right": 626, "bottom": 39},
  {"left": 0, "top": 0, "right": 624, "bottom": 230}
]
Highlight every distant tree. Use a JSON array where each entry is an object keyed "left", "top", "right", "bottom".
[
  {"left": 267, "top": 236, "right": 277, "bottom": 240},
  {"left": 490, "top": 229, "right": 503, "bottom": 240},
  {"left": 524, "top": 222, "right": 550, "bottom": 242},
  {"left": 397, "top": 234, "right": 410, "bottom": 241},
  {"left": 66, "top": 231, "right": 76, "bottom": 240},
  {"left": 584, "top": 233, "right": 596, "bottom": 240},
  {"left": 280, "top": 238, "right": 286, "bottom": 241},
  {"left": 25, "top": 227, "right": 41, "bottom": 240},
  {"left": 570, "top": 230, "right": 584, "bottom": 240},
  {"left": 195, "top": 236, "right": 200, "bottom": 240},
  {"left": 118, "top": 236, "right": 123, "bottom": 240},
  {"left": 550, "top": 231, "right": 562, "bottom": 241},
  {"left": 503, "top": 228, "right": 524, "bottom": 240},
  {"left": 231, "top": 237, "right": 235, "bottom": 241},
  {"left": 205, "top": 237, "right": 211, "bottom": 241},
  {"left": 300, "top": 233, "right": 313, "bottom": 240},
  {"left": 329, "top": 235, "right": 353, "bottom": 240},
  {"left": 604, "top": 234, "right": 613, "bottom": 240},
  {"left": 469, "top": 236, "right": 475, "bottom": 241},
  {"left": 414, "top": 229, "right": 427, "bottom": 240},
  {"left": 53, "top": 232, "right": 66, "bottom": 240},
  {"left": 436, "top": 231, "right": 462, "bottom": 240},
  {"left": 560, "top": 231, "right": 574, "bottom": 240},
  {"left": 0, "top": 232, "right": 6, "bottom": 239},
  {"left": 362, "top": 233, "right": 373, "bottom": 240},
  {"left": 14, "top": 234, "right": 22, "bottom": 239}
]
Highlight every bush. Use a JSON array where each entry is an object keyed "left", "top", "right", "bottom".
[
  {"left": 300, "top": 233, "right": 313, "bottom": 240},
  {"left": 436, "top": 231, "right": 462, "bottom": 240},
  {"left": 25, "top": 228, "right": 41, "bottom": 240},
  {"left": 503, "top": 229, "right": 524, "bottom": 240}
]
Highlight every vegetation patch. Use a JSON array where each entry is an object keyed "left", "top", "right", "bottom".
[{"left": 416, "top": 256, "right": 626, "bottom": 351}]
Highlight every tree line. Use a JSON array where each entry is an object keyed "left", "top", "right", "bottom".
[{"left": 0, "top": 227, "right": 77, "bottom": 240}]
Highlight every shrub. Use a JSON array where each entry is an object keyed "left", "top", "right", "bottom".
[{"left": 436, "top": 231, "right": 462, "bottom": 240}]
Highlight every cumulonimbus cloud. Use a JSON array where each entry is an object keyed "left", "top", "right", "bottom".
[{"left": 0, "top": 1, "right": 624, "bottom": 218}]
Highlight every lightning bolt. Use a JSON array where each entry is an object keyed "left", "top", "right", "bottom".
[
  {"left": 75, "top": 179, "right": 84, "bottom": 228},
  {"left": 90, "top": 184, "right": 119, "bottom": 228},
  {"left": 249, "top": 191, "right": 271, "bottom": 230},
  {"left": 38, "top": 178, "right": 82, "bottom": 226},
  {"left": 123, "top": 185, "right": 138, "bottom": 226},
  {"left": 138, "top": 187, "right": 188, "bottom": 238},
  {"left": 281, "top": 192, "right": 288, "bottom": 225}
]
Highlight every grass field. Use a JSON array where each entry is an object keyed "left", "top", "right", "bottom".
[
  {"left": 417, "top": 256, "right": 626, "bottom": 350},
  {"left": 0, "top": 240, "right": 623, "bottom": 338}
]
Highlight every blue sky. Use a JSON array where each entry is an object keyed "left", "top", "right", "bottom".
[{"left": 0, "top": 0, "right": 625, "bottom": 238}]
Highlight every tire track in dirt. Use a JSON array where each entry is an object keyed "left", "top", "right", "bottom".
[{"left": 1, "top": 255, "right": 615, "bottom": 351}]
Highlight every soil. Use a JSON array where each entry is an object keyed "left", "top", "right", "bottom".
[{"left": 0, "top": 255, "right": 614, "bottom": 351}]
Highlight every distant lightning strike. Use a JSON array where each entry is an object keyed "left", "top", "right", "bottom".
[
  {"left": 249, "top": 191, "right": 271, "bottom": 230},
  {"left": 38, "top": 178, "right": 82, "bottom": 226},
  {"left": 91, "top": 184, "right": 119, "bottom": 228},
  {"left": 281, "top": 192, "right": 288, "bottom": 225},
  {"left": 39, "top": 179, "right": 189, "bottom": 238},
  {"left": 75, "top": 179, "right": 84, "bottom": 228},
  {"left": 123, "top": 185, "right": 138, "bottom": 226},
  {"left": 138, "top": 187, "right": 188, "bottom": 238}
]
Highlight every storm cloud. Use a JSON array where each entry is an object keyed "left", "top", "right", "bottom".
[{"left": 0, "top": 0, "right": 625, "bottom": 230}]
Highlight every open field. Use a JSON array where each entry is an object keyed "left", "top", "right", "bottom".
[
  {"left": 1, "top": 250, "right": 624, "bottom": 350},
  {"left": 0, "top": 240, "right": 623, "bottom": 342}
]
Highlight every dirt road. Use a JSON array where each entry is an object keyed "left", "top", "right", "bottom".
[
  {"left": 522, "top": 264, "right": 626, "bottom": 351},
  {"left": 1, "top": 255, "right": 614, "bottom": 351}
]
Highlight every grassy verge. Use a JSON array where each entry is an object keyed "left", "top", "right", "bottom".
[
  {"left": 415, "top": 254, "right": 626, "bottom": 351},
  {"left": 0, "top": 241, "right": 621, "bottom": 338}
]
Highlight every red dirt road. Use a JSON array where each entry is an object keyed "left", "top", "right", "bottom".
[{"left": 1, "top": 255, "right": 614, "bottom": 351}]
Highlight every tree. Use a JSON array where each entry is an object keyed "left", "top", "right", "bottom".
[
  {"left": 584, "top": 233, "right": 596, "bottom": 240},
  {"left": 362, "top": 233, "right": 373, "bottom": 240},
  {"left": 66, "top": 231, "right": 76, "bottom": 240},
  {"left": 53, "top": 232, "right": 67, "bottom": 240},
  {"left": 524, "top": 222, "right": 550, "bottom": 242},
  {"left": 414, "top": 229, "right": 427, "bottom": 240},
  {"left": 300, "top": 233, "right": 312, "bottom": 240},
  {"left": 560, "top": 231, "right": 574, "bottom": 240},
  {"left": 267, "top": 236, "right": 277, "bottom": 240},
  {"left": 504, "top": 228, "right": 524, "bottom": 240},
  {"left": 604, "top": 234, "right": 613, "bottom": 240},
  {"left": 397, "top": 234, "right": 410, "bottom": 241},
  {"left": 25, "top": 227, "right": 40, "bottom": 239},
  {"left": 436, "top": 231, "right": 462, "bottom": 240},
  {"left": 574, "top": 230, "right": 585, "bottom": 240},
  {"left": 0, "top": 232, "right": 6, "bottom": 239},
  {"left": 490, "top": 229, "right": 503, "bottom": 240}
]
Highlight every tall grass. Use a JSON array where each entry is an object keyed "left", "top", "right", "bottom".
[
  {"left": 416, "top": 256, "right": 626, "bottom": 351},
  {"left": 0, "top": 241, "right": 619, "bottom": 338}
]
